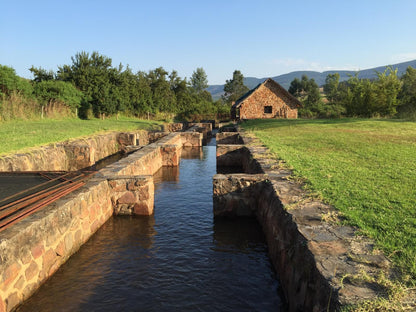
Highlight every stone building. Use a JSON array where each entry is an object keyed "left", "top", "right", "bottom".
[{"left": 231, "top": 78, "right": 301, "bottom": 120}]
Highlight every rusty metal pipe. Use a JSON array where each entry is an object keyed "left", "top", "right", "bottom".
[
  {"left": 0, "top": 181, "right": 85, "bottom": 231},
  {"left": 0, "top": 181, "right": 78, "bottom": 219},
  {"left": 0, "top": 175, "right": 81, "bottom": 213},
  {"left": 0, "top": 171, "right": 74, "bottom": 206},
  {"left": 0, "top": 170, "right": 96, "bottom": 231}
]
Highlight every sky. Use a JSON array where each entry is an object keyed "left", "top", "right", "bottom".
[{"left": 1, "top": 0, "right": 416, "bottom": 85}]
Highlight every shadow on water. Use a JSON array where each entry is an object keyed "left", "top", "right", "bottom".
[{"left": 18, "top": 137, "right": 285, "bottom": 312}]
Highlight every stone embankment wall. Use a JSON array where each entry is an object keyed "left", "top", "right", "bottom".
[
  {"left": 0, "top": 128, "right": 203, "bottom": 312},
  {"left": 213, "top": 131, "right": 391, "bottom": 311},
  {"left": 0, "top": 130, "right": 151, "bottom": 172}
]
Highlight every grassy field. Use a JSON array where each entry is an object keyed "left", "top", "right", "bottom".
[
  {"left": 0, "top": 117, "right": 162, "bottom": 156},
  {"left": 241, "top": 118, "right": 416, "bottom": 282}
]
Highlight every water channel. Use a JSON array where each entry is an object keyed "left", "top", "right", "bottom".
[{"left": 18, "top": 138, "right": 284, "bottom": 311}]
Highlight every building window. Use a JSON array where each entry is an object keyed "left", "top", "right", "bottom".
[{"left": 264, "top": 106, "right": 272, "bottom": 114}]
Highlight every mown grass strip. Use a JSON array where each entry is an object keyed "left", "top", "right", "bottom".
[
  {"left": 0, "top": 117, "right": 162, "bottom": 156},
  {"left": 241, "top": 118, "right": 416, "bottom": 282}
]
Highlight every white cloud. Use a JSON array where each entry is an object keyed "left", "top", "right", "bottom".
[
  {"left": 268, "top": 58, "right": 359, "bottom": 73},
  {"left": 391, "top": 53, "right": 416, "bottom": 63}
]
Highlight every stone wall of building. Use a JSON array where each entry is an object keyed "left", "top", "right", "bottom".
[{"left": 239, "top": 81, "right": 298, "bottom": 119}]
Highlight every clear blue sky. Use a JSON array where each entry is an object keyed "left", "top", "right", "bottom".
[{"left": 1, "top": 0, "right": 415, "bottom": 85}]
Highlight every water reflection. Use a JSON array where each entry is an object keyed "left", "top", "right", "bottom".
[
  {"left": 181, "top": 146, "right": 204, "bottom": 159},
  {"left": 213, "top": 217, "right": 268, "bottom": 253},
  {"left": 18, "top": 216, "right": 157, "bottom": 312},
  {"left": 17, "top": 140, "right": 283, "bottom": 311},
  {"left": 153, "top": 165, "right": 179, "bottom": 185}
]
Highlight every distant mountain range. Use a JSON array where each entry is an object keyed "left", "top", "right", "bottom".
[{"left": 207, "top": 59, "right": 416, "bottom": 100}]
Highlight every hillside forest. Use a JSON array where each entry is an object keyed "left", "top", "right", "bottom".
[{"left": 1, "top": 51, "right": 415, "bottom": 121}]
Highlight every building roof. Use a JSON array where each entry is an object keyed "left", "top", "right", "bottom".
[{"left": 232, "top": 78, "right": 301, "bottom": 109}]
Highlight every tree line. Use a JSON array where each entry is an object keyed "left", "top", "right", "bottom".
[
  {"left": 288, "top": 66, "right": 416, "bottom": 119},
  {"left": 0, "top": 51, "right": 230, "bottom": 121}
]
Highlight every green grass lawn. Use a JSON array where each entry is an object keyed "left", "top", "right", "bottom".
[
  {"left": 0, "top": 117, "right": 162, "bottom": 156},
  {"left": 241, "top": 118, "right": 416, "bottom": 282}
]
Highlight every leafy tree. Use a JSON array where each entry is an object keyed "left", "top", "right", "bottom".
[
  {"left": 170, "top": 73, "right": 191, "bottom": 114},
  {"left": 57, "top": 51, "right": 115, "bottom": 116},
  {"left": 33, "top": 80, "right": 82, "bottom": 110},
  {"left": 398, "top": 66, "right": 416, "bottom": 117},
  {"left": 190, "top": 67, "right": 208, "bottom": 93},
  {"left": 339, "top": 68, "right": 400, "bottom": 117},
  {"left": 0, "top": 65, "right": 33, "bottom": 97},
  {"left": 199, "top": 90, "right": 213, "bottom": 102},
  {"left": 134, "top": 71, "right": 153, "bottom": 115},
  {"left": 289, "top": 75, "right": 322, "bottom": 117},
  {"left": 323, "top": 73, "right": 340, "bottom": 103},
  {"left": 222, "top": 70, "right": 249, "bottom": 104},
  {"left": 347, "top": 75, "right": 380, "bottom": 117},
  {"left": 304, "top": 78, "right": 321, "bottom": 107},
  {"left": 288, "top": 77, "right": 303, "bottom": 98},
  {"left": 147, "top": 67, "right": 176, "bottom": 113},
  {"left": 372, "top": 67, "right": 401, "bottom": 116},
  {"left": 29, "top": 66, "right": 55, "bottom": 82}
]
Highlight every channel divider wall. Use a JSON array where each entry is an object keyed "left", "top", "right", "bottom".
[
  {"left": 213, "top": 130, "right": 392, "bottom": 311},
  {"left": 0, "top": 128, "right": 203, "bottom": 312}
]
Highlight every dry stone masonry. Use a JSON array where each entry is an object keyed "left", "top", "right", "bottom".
[
  {"left": 213, "top": 129, "right": 393, "bottom": 311},
  {"left": 0, "top": 130, "right": 151, "bottom": 172},
  {"left": 231, "top": 78, "right": 301, "bottom": 120},
  {"left": 0, "top": 125, "right": 205, "bottom": 312}
]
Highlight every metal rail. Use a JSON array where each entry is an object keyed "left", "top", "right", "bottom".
[{"left": 0, "top": 171, "right": 96, "bottom": 232}]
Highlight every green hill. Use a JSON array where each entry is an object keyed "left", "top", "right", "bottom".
[{"left": 207, "top": 59, "right": 416, "bottom": 100}]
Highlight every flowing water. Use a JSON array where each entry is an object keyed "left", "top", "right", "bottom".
[{"left": 18, "top": 138, "right": 284, "bottom": 311}]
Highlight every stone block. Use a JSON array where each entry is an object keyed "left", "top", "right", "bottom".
[
  {"left": 13, "top": 276, "right": 25, "bottom": 291},
  {"left": 133, "top": 203, "right": 152, "bottom": 215},
  {"left": 1, "top": 262, "right": 21, "bottom": 289},
  {"left": 0, "top": 295, "right": 5, "bottom": 312},
  {"left": 5, "top": 292, "right": 20, "bottom": 312},
  {"left": 54, "top": 241, "right": 65, "bottom": 257},
  {"left": 117, "top": 192, "right": 136, "bottom": 204},
  {"left": 160, "top": 145, "right": 180, "bottom": 167},
  {"left": 213, "top": 174, "right": 266, "bottom": 217},
  {"left": 64, "top": 233, "right": 74, "bottom": 254},
  {"left": 31, "top": 244, "right": 44, "bottom": 260},
  {"left": 25, "top": 262, "right": 39, "bottom": 281},
  {"left": 109, "top": 176, "right": 154, "bottom": 216},
  {"left": 216, "top": 132, "right": 244, "bottom": 145},
  {"left": 181, "top": 132, "right": 203, "bottom": 147}
]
